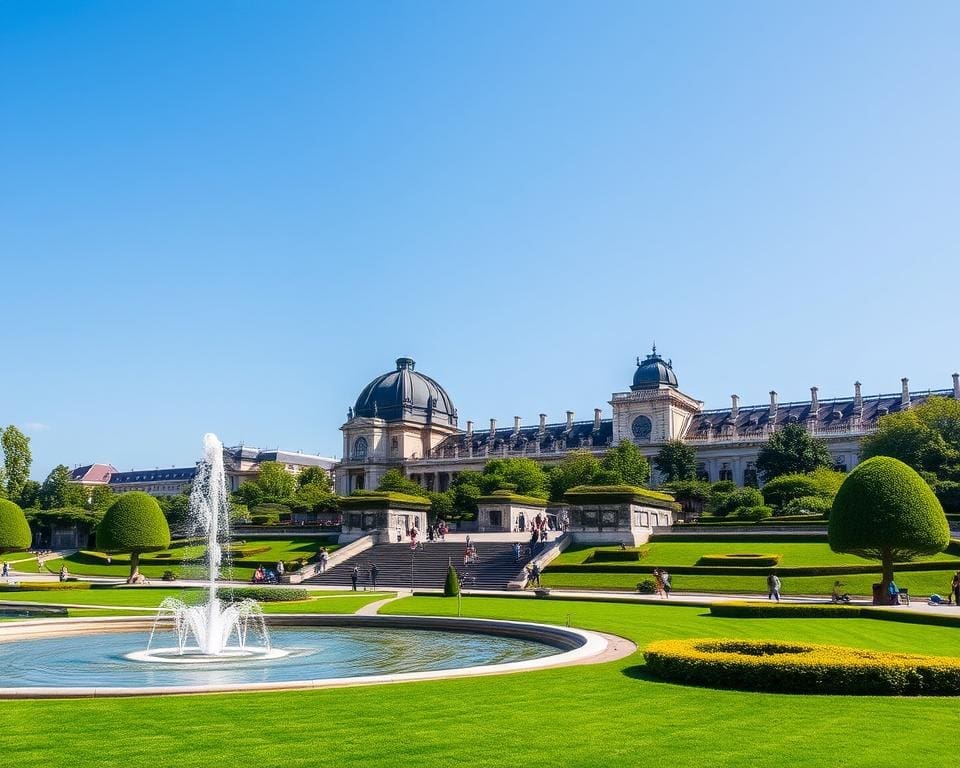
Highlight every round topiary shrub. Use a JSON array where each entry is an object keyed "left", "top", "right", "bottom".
[
  {"left": 829, "top": 456, "right": 949, "bottom": 595},
  {"left": 643, "top": 638, "right": 960, "bottom": 695},
  {"left": 0, "top": 498, "right": 32, "bottom": 553},
  {"left": 97, "top": 492, "right": 171, "bottom": 579}
]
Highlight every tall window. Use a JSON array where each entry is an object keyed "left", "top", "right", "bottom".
[
  {"left": 353, "top": 436, "right": 368, "bottom": 460},
  {"left": 744, "top": 463, "right": 758, "bottom": 487},
  {"left": 719, "top": 463, "right": 733, "bottom": 482}
]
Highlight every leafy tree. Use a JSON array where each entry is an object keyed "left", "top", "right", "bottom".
[
  {"left": 39, "top": 464, "right": 72, "bottom": 510},
  {"left": 86, "top": 484, "right": 116, "bottom": 511},
  {"left": 17, "top": 480, "right": 41, "bottom": 509},
  {"left": 376, "top": 468, "right": 427, "bottom": 496},
  {"left": 1, "top": 426, "right": 31, "bottom": 502},
  {"left": 708, "top": 487, "right": 764, "bottom": 517},
  {"left": 654, "top": 439, "right": 698, "bottom": 483},
  {"left": 755, "top": 424, "right": 832, "bottom": 481},
  {"left": 297, "top": 466, "right": 333, "bottom": 492},
  {"left": 481, "top": 458, "right": 549, "bottom": 498},
  {"left": 548, "top": 451, "right": 602, "bottom": 501},
  {"left": 661, "top": 479, "right": 712, "bottom": 517},
  {"left": 96, "top": 491, "right": 171, "bottom": 580},
  {"left": 428, "top": 490, "right": 454, "bottom": 520},
  {"left": 829, "top": 456, "right": 949, "bottom": 596},
  {"left": 934, "top": 480, "right": 960, "bottom": 515},
  {"left": 862, "top": 396, "right": 960, "bottom": 479},
  {"left": 234, "top": 481, "right": 264, "bottom": 508},
  {"left": 157, "top": 494, "right": 192, "bottom": 530},
  {"left": 0, "top": 498, "right": 32, "bottom": 552},
  {"left": 290, "top": 483, "right": 337, "bottom": 512},
  {"left": 450, "top": 471, "right": 485, "bottom": 518},
  {"left": 601, "top": 440, "right": 651, "bottom": 487},
  {"left": 255, "top": 461, "right": 297, "bottom": 501}
]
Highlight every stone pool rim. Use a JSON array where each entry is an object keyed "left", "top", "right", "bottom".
[{"left": 0, "top": 613, "right": 629, "bottom": 698}]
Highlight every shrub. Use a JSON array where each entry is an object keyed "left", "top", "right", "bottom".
[
  {"left": 216, "top": 586, "right": 310, "bottom": 602},
  {"left": 0, "top": 581, "right": 93, "bottom": 592},
  {"left": 830, "top": 456, "right": 949, "bottom": 592},
  {"left": 590, "top": 548, "right": 647, "bottom": 562},
  {"left": 709, "top": 602, "right": 860, "bottom": 619},
  {"left": 444, "top": 565, "right": 460, "bottom": 596},
  {"left": 643, "top": 638, "right": 960, "bottom": 695},
  {"left": 781, "top": 495, "right": 833, "bottom": 517},
  {"left": 162, "top": 570, "right": 178, "bottom": 581},
  {"left": 636, "top": 579, "right": 657, "bottom": 594},
  {"left": 735, "top": 505, "right": 773, "bottom": 521},
  {"left": 761, "top": 474, "right": 821, "bottom": 508},
  {"left": 0, "top": 499, "right": 32, "bottom": 553},
  {"left": 696, "top": 554, "right": 781, "bottom": 568},
  {"left": 709, "top": 488, "right": 763, "bottom": 518}
]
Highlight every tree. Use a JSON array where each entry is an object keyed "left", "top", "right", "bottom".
[
  {"left": 861, "top": 396, "right": 960, "bottom": 478},
  {"left": 234, "top": 481, "right": 264, "bottom": 508},
  {"left": 708, "top": 487, "right": 764, "bottom": 517},
  {"left": 255, "top": 461, "right": 297, "bottom": 501},
  {"left": 654, "top": 439, "right": 698, "bottom": 483},
  {"left": 290, "top": 483, "right": 337, "bottom": 512},
  {"left": 39, "top": 464, "right": 72, "bottom": 509},
  {"left": 755, "top": 424, "right": 832, "bottom": 481},
  {"left": 548, "top": 451, "right": 602, "bottom": 501},
  {"left": 661, "top": 479, "right": 712, "bottom": 518},
  {"left": 1, "top": 426, "right": 31, "bottom": 502},
  {"left": 157, "top": 493, "right": 192, "bottom": 530},
  {"left": 451, "top": 472, "right": 483, "bottom": 518},
  {"left": 481, "top": 458, "right": 549, "bottom": 498},
  {"left": 376, "top": 468, "right": 427, "bottom": 496},
  {"left": 0, "top": 498, "right": 32, "bottom": 553},
  {"left": 829, "top": 456, "right": 949, "bottom": 597},
  {"left": 97, "top": 491, "right": 171, "bottom": 580},
  {"left": 297, "top": 466, "right": 333, "bottom": 492},
  {"left": 602, "top": 440, "right": 651, "bottom": 487},
  {"left": 444, "top": 564, "right": 460, "bottom": 596},
  {"left": 428, "top": 490, "right": 454, "bottom": 520},
  {"left": 17, "top": 480, "right": 41, "bottom": 509}
]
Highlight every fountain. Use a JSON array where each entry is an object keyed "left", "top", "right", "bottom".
[{"left": 128, "top": 433, "right": 285, "bottom": 663}]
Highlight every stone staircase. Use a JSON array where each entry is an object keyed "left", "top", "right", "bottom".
[{"left": 303, "top": 541, "right": 530, "bottom": 590}]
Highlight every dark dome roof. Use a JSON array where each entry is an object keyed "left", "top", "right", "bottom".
[
  {"left": 353, "top": 358, "right": 457, "bottom": 425},
  {"left": 631, "top": 347, "right": 678, "bottom": 390}
]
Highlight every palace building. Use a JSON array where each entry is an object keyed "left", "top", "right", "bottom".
[{"left": 336, "top": 352, "right": 960, "bottom": 494}]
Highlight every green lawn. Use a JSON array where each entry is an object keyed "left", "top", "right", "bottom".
[
  {"left": 2, "top": 596, "right": 959, "bottom": 767},
  {"left": 553, "top": 541, "right": 960, "bottom": 567},
  {"left": 540, "top": 569, "right": 959, "bottom": 597},
  {"left": 0, "top": 587, "right": 376, "bottom": 609}
]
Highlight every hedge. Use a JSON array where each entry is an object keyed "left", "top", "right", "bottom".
[
  {"left": 643, "top": 638, "right": 960, "bottom": 695},
  {"left": 0, "top": 581, "right": 94, "bottom": 592},
  {"left": 477, "top": 491, "right": 548, "bottom": 507},
  {"left": 708, "top": 601, "right": 960, "bottom": 629},
  {"left": 590, "top": 548, "right": 647, "bottom": 562},
  {"left": 564, "top": 485, "right": 679, "bottom": 511},
  {"left": 0, "top": 499, "right": 32, "bottom": 553},
  {"left": 696, "top": 553, "right": 781, "bottom": 568},
  {"left": 545, "top": 560, "right": 960, "bottom": 577},
  {"left": 215, "top": 586, "right": 311, "bottom": 602},
  {"left": 340, "top": 491, "right": 431, "bottom": 510}
]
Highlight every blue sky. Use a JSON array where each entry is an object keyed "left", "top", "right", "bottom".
[{"left": 2, "top": 1, "right": 958, "bottom": 479}]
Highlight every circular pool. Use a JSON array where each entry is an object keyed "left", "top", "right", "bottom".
[{"left": 0, "top": 614, "right": 625, "bottom": 698}]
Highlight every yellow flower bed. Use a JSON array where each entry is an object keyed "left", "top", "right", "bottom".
[
  {"left": 643, "top": 638, "right": 960, "bottom": 695},
  {"left": 696, "top": 553, "right": 781, "bottom": 567}
]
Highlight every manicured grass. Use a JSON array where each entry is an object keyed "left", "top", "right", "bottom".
[
  {"left": 553, "top": 541, "right": 960, "bottom": 567},
  {"left": 540, "top": 569, "right": 959, "bottom": 597},
  {"left": 2, "top": 597, "right": 960, "bottom": 767},
  {"left": 0, "top": 587, "right": 373, "bottom": 608}
]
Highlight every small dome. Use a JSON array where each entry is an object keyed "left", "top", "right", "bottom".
[
  {"left": 631, "top": 346, "right": 678, "bottom": 391},
  {"left": 353, "top": 357, "right": 457, "bottom": 426}
]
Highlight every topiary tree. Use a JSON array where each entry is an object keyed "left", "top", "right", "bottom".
[
  {"left": 0, "top": 498, "right": 32, "bottom": 553},
  {"left": 829, "top": 456, "right": 949, "bottom": 597},
  {"left": 444, "top": 564, "right": 460, "bottom": 596},
  {"left": 97, "top": 492, "right": 171, "bottom": 580}
]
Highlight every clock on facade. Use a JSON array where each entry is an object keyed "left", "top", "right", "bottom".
[{"left": 631, "top": 415, "right": 652, "bottom": 441}]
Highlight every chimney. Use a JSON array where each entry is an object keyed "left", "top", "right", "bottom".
[
  {"left": 953, "top": 373, "right": 959, "bottom": 399},
  {"left": 854, "top": 381, "right": 862, "bottom": 410},
  {"left": 594, "top": 408, "right": 602, "bottom": 431},
  {"left": 466, "top": 420, "right": 473, "bottom": 437},
  {"left": 539, "top": 413, "right": 547, "bottom": 433},
  {"left": 513, "top": 416, "right": 522, "bottom": 435},
  {"left": 731, "top": 394, "right": 740, "bottom": 420},
  {"left": 810, "top": 386, "right": 819, "bottom": 415},
  {"left": 490, "top": 418, "right": 497, "bottom": 436},
  {"left": 901, "top": 378, "right": 910, "bottom": 409},
  {"left": 566, "top": 410, "right": 574, "bottom": 431},
  {"left": 769, "top": 391, "right": 778, "bottom": 418}
]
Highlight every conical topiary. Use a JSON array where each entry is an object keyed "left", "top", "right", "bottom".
[
  {"left": 0, "top": 498, "right": 32, "bottom": 553},
  {"left": 444, "top": 564, "right": 460, "bottom": 596}
]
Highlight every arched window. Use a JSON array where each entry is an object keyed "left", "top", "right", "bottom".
[{"left": 353, "top": 437, "right": 368, "bottom": 460}]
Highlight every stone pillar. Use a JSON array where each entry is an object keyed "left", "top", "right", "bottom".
[
  {"left": 731, "top": 394, "right": 740, "bottom": 420},
  {"left": 594, "top": 408, "right": 602, "bottom": 431},
  {"left": 566, "top": 410, "right": 574, "bottom": 431},
  {"left": 769, "top": 391, "right": 778, "bottom": 420},
  {"left": 854, "top": 381, "right": 863, "bottom": 410},
  {"left": 539, "top": 413, "right": 547, "bottom": 433},
  {"left": 901, "top": 378, "right": 910, "bottom": 409},
  {"left": 490, "top": 417, "right": 497, "bottom": 435},
  {"left": 466, "top": 420, "right": 474, "bottom": 438},
  {"left": 513, "top": 416, "right": 522, "bottom": 436},
  {"left": 953, "top": 373, "right": 959, "bottom": 399}
]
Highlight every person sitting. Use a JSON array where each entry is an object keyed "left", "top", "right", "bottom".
[
  {"left": 888, "top": 580, "right": 901, "bottom": 605},
  {"left": 831, "top": 581, "right": 850, "bottom": 604},
  {"left": 252, "top": 565, "right": 265, "bottom": 584}
]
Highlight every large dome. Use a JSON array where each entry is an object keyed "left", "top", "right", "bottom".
[
  {"left": 353, "top": 357, "right": 457, "bottom": 425},
  {"left": 631, "top": 347, "right": 678, "bottom": 390}
]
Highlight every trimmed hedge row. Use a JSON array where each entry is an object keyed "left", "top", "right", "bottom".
[
  {"left": 709, "top": 601, "right": 960, "bottom": 629},
  {"left": 696, "top": 554, "right": 781, "bottom": 567},
  {"left": 215, "top": 587, "right": 311, "bottom": 602},
  {"left": 0, "top": 581, "right": 94, "bottom": 592},
  {"left": 653, "top": 533, "right": 828, "bottom": 542},
  {"left": 643, "top": 638, "right": 960, "bottom": 695},
  {"left": 590, "top": 548, "right": 647, "bottom": 562},
  {"left": 545, "top": 560, "right": 960, "bottom": 577}
]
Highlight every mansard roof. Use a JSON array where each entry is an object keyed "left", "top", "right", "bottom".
[
  {"left": 109, "top": 467, "right": 198, "bottom": 484},
  {"left": 430, "top": 418, "right": 614, "bottom": 458}
]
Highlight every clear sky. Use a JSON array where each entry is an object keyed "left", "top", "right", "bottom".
[{"left": 2, "top": 1, "right": 958, "bottom": 479}]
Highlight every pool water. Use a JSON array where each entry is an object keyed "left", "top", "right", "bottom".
[{"left": 0, "top": 626, "right": 559, "bottom": 689}]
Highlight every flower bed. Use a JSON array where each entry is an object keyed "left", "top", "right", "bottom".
[
  {"left": 643, "top": 638, "right": 960, "bottom": 695},
  {"left": 696, "top": 553, "right": 781, "bottom": 567}
]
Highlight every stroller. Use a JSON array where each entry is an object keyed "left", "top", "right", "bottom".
[{"left": 831, "top": 581, "right": 851, "bottom": 604}]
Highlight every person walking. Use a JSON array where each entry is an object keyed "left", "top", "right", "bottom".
[
  {"left": 319, "top": 547, "right": 329, "bottom": 574},
  {"left": 350, "top": 565, "right": 359, "bottom": 591},
  {"left": 660, "top": 568, "right": 672, "bottom": 598},
  {"left": 59, "top": 564, "right": 69, "bottom": 582},
  {"left": 951, "top": 571, "right": 960, "bottom": 606},
  {"left": 529, "top": 562, "right": 542, "bottom": 588},
  {"left": 276, "top": 560, "right": 285, "bottom": 578},
  {"left": 1, "top": 561, "right": 8, "bottom": 578},
  {"left": 653, "top": 568, "right": 666, "bottom": 599},
  {"left": 370, "top": 562, "right": 379, "bottom": 589},
  {"left": 767, "top": 572, "right": 781, "bottom": 602}
]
